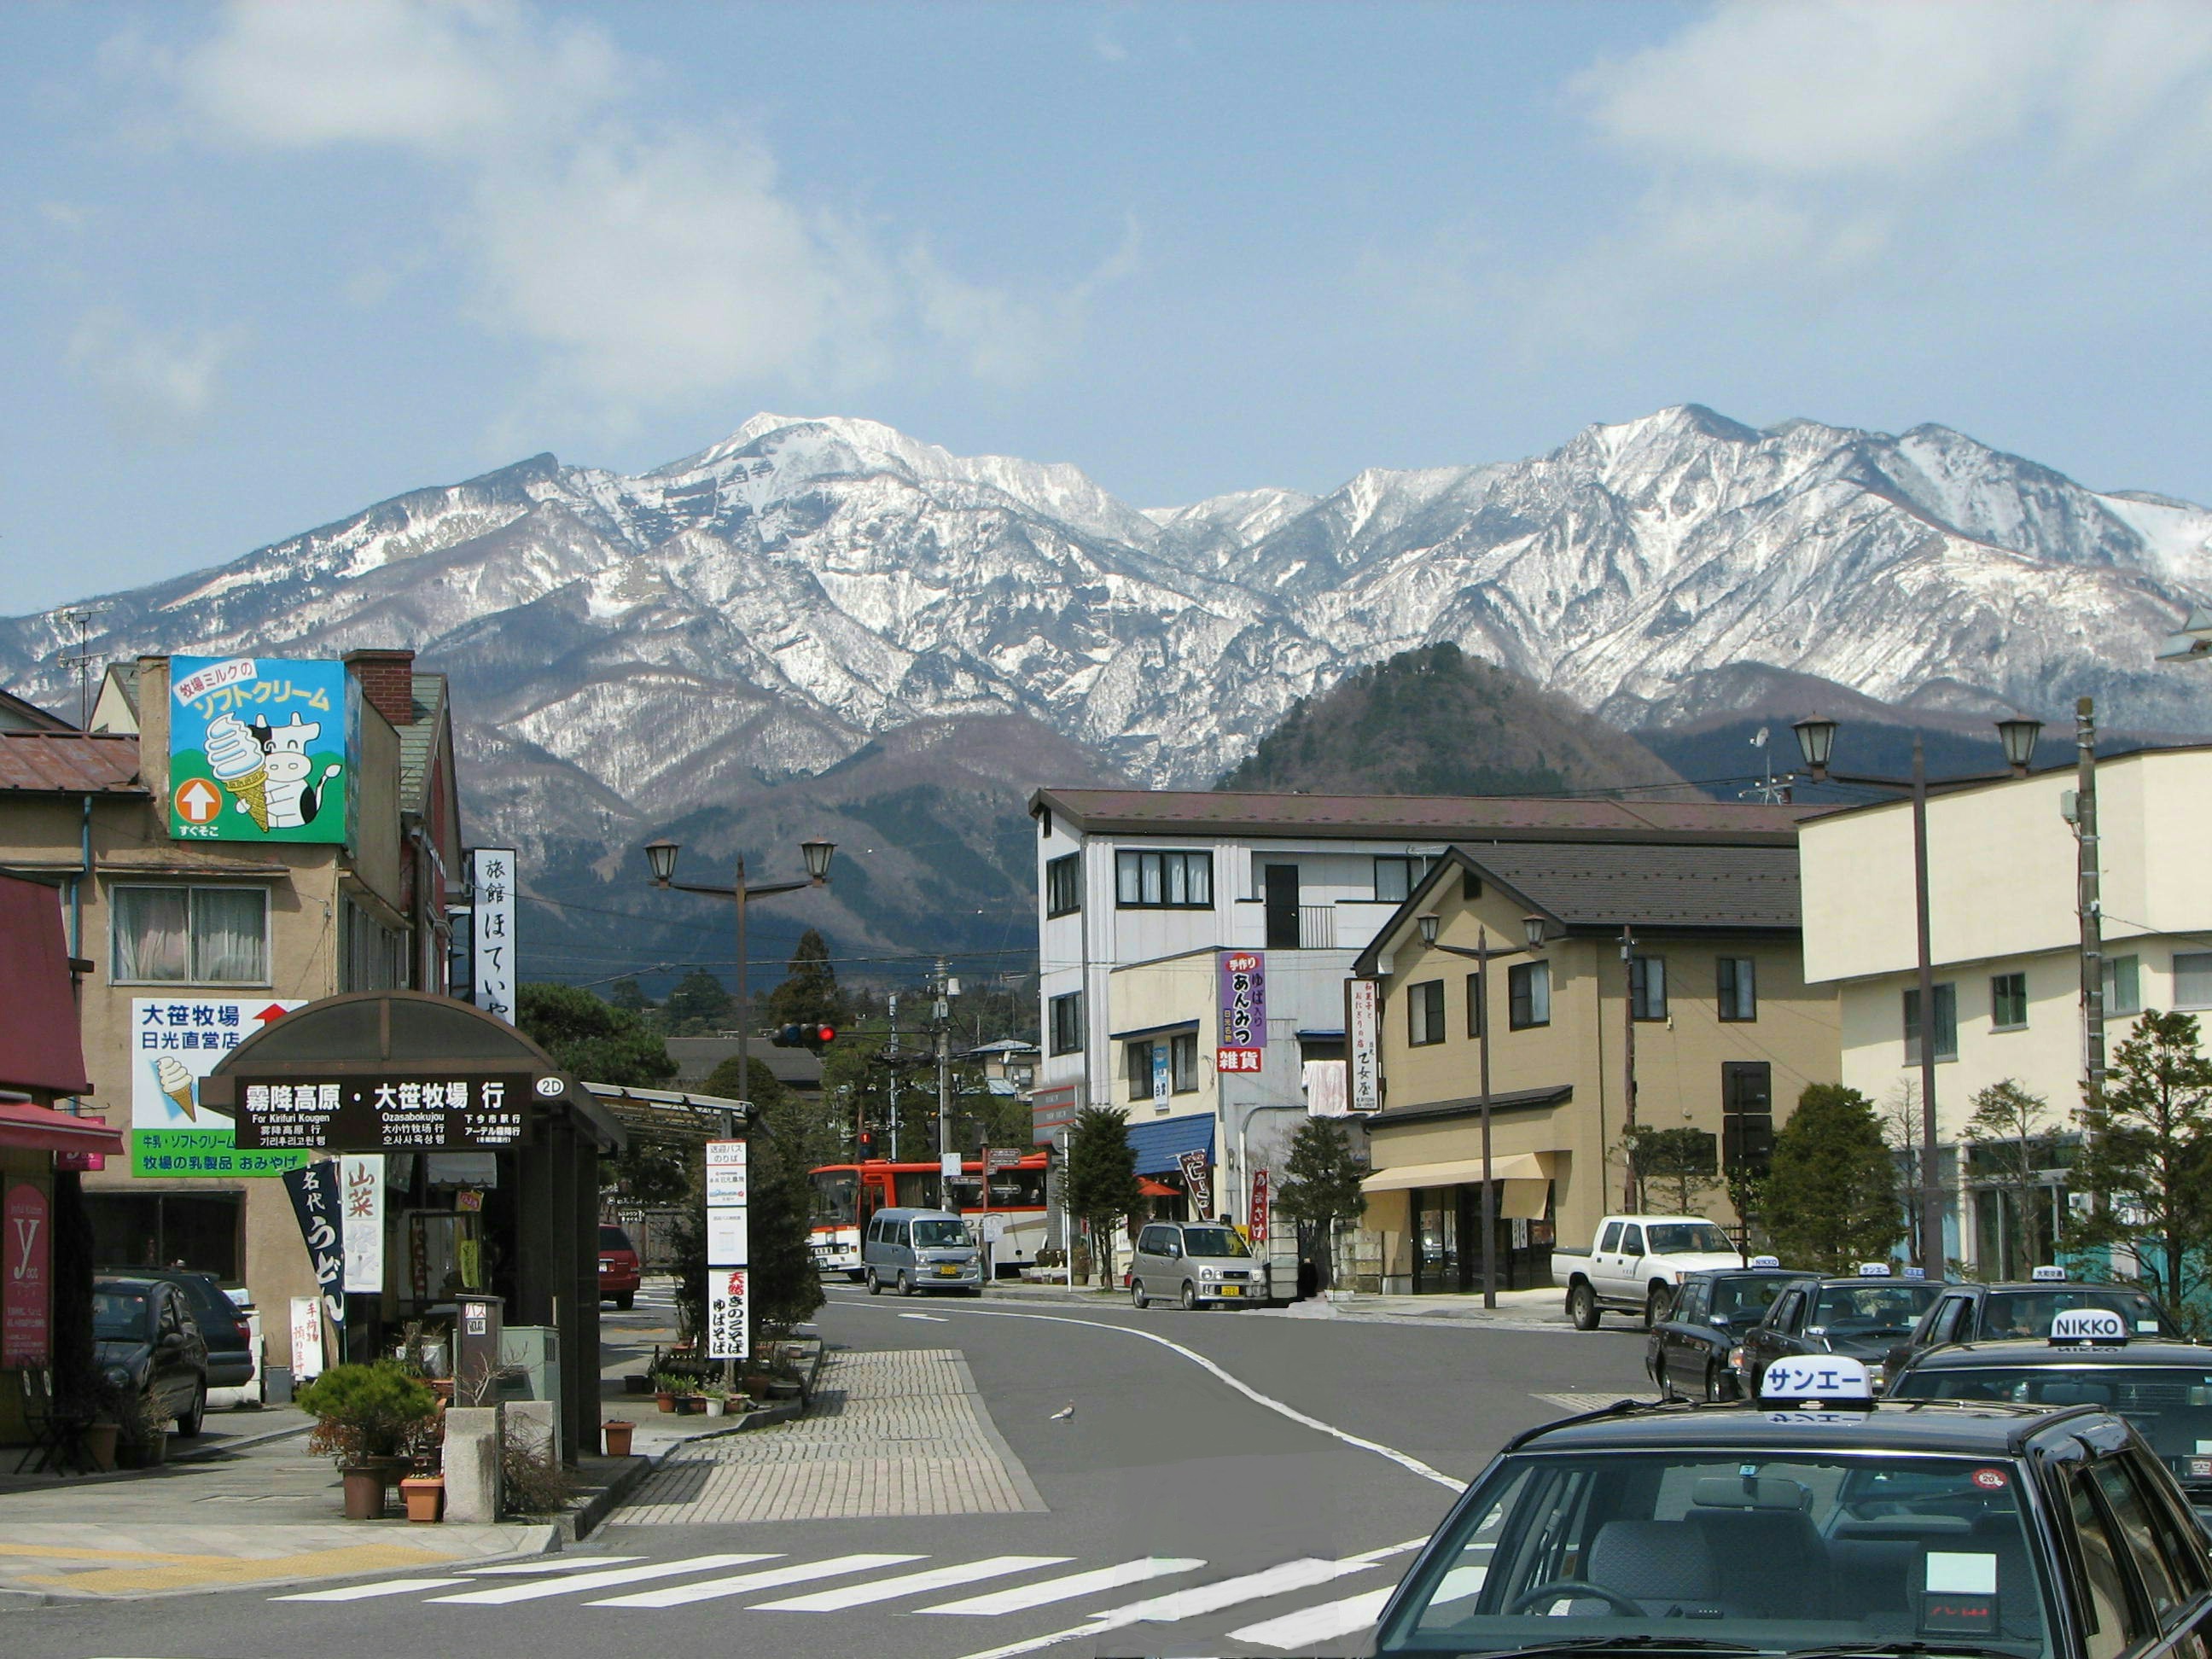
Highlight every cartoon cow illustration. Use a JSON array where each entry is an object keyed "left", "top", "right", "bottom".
[{"left": 247, "top": 713, "right": 343, "bottom": 829}]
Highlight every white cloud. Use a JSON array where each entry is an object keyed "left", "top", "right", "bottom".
[
  {"left": 67, "top": 311, "right": 244, "bottom": 445},
  {"left": 907, "top": 218, "right": 1142, "bottom": 385}
]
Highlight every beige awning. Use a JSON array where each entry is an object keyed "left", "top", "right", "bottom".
[{"left": 1360, "top": 1150, "right": 1556, "bottom": 1195}]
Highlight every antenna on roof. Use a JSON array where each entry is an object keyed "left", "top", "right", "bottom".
[
  {"left": 54, "top": 603, "right": 111, "bottom": 731},
  {"left": 1741, "top": 725, "right": 1790, "bottom": 806}
]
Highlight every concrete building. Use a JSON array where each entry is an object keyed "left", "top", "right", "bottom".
[
  {"left": 1798, "top": 743, "right": 2212, "bottom": 1274},
  {"left": 1349, "top": 824, "right": 1841, "bottom": 1293},
  {"left": 0, "top": 650, "right": 461, "bottom": 1330}
]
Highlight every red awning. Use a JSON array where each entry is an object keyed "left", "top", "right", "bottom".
[
  {"left": 1138, "top": 1177, "right": 1179, "bottom": 1197},
  {"left": 0, "top": 1101, "right": 124, "bottom": 1156},
  {"left": 0, "top": 873, "right": 92, "bottom": 1096}
]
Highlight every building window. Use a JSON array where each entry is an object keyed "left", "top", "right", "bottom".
[
  {"left": 1045, "top": 853, "right": 1081, "bottom": 917},
  {"left": 2104, "top": 954, "right": 2142, "bottom": 1016},
  {"left": 1991, "top": 971, "right": 2029, "bottom": 1031},
  {"left": 1508, "top": 961, "right": 1551, "bottom": 1029},
  {"left": 1465, "top": 970, "right": 1485, "bottom": 1039},
  {"left": 1049, "top": 992, "right": 1084, "bottom": 1055},
  {"left": 1903, "top": 982, "right": 1959, "bottom": 1063},
  {"left": 111, "top": 885, "right": 269, "bottom": 985},
  {"left": 1115, "top": 849, "right": 1213, "bottom": 909},
  {"left": 1125, "top": 1040, "right": 1155, "bottom": 1097},
  {"left": 2174, "top": 952, "right": 2212, "bottom": 1011},
  {"left": 1630, "top": 955, "right": 1667, "bottom": 1021},
  {"left": 1171, "top": 1031, "right": 1199, "bottom": 1091},
  {"left": 1407, "top": 979, "right": 1446, "bottom": 1046},
  {"left": 1374, "top": 856, "right": 1432, "bottom": 903},
  {"left": 1124, "top": 1033, "right": 1199, "bottom": 1098},
  {"left": 1717, "top": 957, "right": 1757, "bottom": 1022},
  {"left": 341, "top": 898, "right": 408, "bottom": 992},
  {"left": 1722, "top": 1061, "right": 1774, "bottom": 1174}
]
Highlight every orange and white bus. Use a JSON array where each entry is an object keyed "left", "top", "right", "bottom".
[{"left": 809, "top": 1154, "right": 1051, "bottom": 1280}]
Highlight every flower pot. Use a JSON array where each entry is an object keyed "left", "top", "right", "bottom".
[
  {"left": 674, "top": 1395, "right": 704, "bottom": 1416},
  {"left": 655, "top": 1391, "right": 676, "bottom": 1413},
  {"left": 623, "top": 1374, "right": 653, "bottom": 1395},
  {"left": 82, "top": 1422, "right": 119, "bottom": 1472},
  {"left": 766, "top": 1380, "right": 801, "bottom": 1400},
  {"left": 429, "top": 1379, "right": 456, "bottom": 1407},
  {"left": 399, "top": 1475, "right": 445, "bottom": 1523},
  {"left": 341, "top": 1468, "right": 387, "bottom": 1520},
  {"left": 703, "top": 1396, "right": 725, "bottom": 1417},
  {"left": 602, "top": 1420, "right": 635, "bottom": 1457}
]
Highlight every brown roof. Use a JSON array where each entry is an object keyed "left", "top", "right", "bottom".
[
  {"left": 1031, "top": 788, "right": 1808, "bottom": 846},
  {"left": 0, "top": 731, "right": 144, "bottom": 795},
  {"left": 1474, "top": 841, "right": 1803, "bottom": 930}
]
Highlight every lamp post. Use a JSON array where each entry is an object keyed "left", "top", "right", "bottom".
[
  {"left": 1415, "top": 909, "right": 1549, "bottom": 1308},
  {"left": 643, "top": 835, "right": 835, "bottom": 1110},
  {"left": 1791, "top": 717, "right": 2041, "bottom": 1272}
]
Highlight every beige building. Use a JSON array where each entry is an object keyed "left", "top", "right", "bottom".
[
  {"left": 1352, "top": 834, "right": 1841, "bottom": 1294},
  {"left": 0, "top": 650, "right": 460, "bottom": 1333},
  {"left": 1798, "top": 742, "right": 2212, "bottom": 1273}
]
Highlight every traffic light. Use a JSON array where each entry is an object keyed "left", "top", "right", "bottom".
[
  {"left": 857, "top": 1129, "right": 876, "bottom": 1158},
  {"left": 772, "top": 1022, "right": 836, "bottom": 1051}
]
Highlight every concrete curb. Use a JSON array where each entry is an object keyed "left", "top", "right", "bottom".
[{"left": 171, "top": 1423, "right": 312, "bottom": 1463}]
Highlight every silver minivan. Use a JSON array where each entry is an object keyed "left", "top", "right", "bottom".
[
  {"left": 1129, "top": 1220, "right": 1266, "bottom": 1310},
  {"left": 863, "top": 1208, "right": 983, "bottom": 1296}
]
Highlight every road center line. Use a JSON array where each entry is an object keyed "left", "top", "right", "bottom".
[{"left": 833, "top": 1297, "right": 1468, "bottom": 1494}]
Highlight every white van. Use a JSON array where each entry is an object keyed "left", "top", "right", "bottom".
[{"left": 862, "top": 1208, "right": 983, "bottom": 1297}]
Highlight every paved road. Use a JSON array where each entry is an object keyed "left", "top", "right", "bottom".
[{"left": 14, "top": 1283, "right": 1652, "bottom": 1659}]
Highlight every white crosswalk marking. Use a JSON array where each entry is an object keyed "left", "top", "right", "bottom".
[
  {"left": 954, "top": 1557, "right": 1382, "bottom": 1659},
  {"left": 590, "top": 1554, "right": 925, "bottom": 1610},
  {"left": 428, "top": 1553, "right": 777, "bottom": 1604},
  {"left": 271, "top": 1577, "right": 472, "bottom": 1602},
  {"left": 1227, "top": 1584, "right": 1394, "bottom": 1649},
  {"left": 459, "top": 1556, "right": 649, "bottom": 1575},
  {"left": 751, "top": 1554, "right": 1072, "bottom": 1612},
  {"left": 918, "top": 1556, "right": 1206, "bottom": 1615}
]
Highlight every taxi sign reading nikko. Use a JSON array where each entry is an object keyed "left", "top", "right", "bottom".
[
  {"left": 1761, "top": 1355, "right": 1877, "bottom": 1413},
  {"left": 2050, "top": 1308, "right": 2129, "bottom": 1347}
]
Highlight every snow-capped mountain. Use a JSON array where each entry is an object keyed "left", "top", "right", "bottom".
[{"left": 5, "top": 403, "right": 2209, "bottom": 847}]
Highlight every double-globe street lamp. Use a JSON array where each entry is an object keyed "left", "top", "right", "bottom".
[
  {"left": 1790, "top": 715, "right": 2044, "bottom": 1272},
  {"left": 643, "top": 835, "right": 836, "bottom": 1111},
  {"left": 1414, "top": 910, "right": 1550, "bottom": 1309}
]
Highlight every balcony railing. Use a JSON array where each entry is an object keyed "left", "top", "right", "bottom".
[{"left": 1298, "top": 905, "right": 1336, "bottom": 951}]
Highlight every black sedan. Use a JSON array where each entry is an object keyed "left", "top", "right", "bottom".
[
  {"left": 102, "top": 1265, "right": 254, "bottom": 1392},
  {"left": 1883, "top": 1274, "right": 2180, "bottom": 1381},
  {"left": 93, "top": 1276, "right": 209, "bottom": 1436},
  {"left": 1737, "top": 1270, "right": 1944, "bottom": 1394},
  {"left": 1644, "top": 1263, "right": 1813, "bottom": 1400}
]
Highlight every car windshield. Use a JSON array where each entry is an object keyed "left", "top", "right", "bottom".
[
  {"left": 93, "top": 1289, "right": 148, "bottom": 1337},
  {"left": 1645, "top": 1223, "right": 1732, "bottom": 1254},
  {"left": 1894, "top": 1364, "right": 2212, "bottom": 1488},
  {"left": 1808, "top": 1283, "right": 1941, "bottom": 1335},
  {"left": 1376, "top": 1449, "right": 2052, "bottom": 1656},
  {"left": 912, "top": 1220, "right": 971, "bottom": 1249},
  {"left": 1977, "top": 1289, "right": 2174, "bottom": 1342},
  {"left": 1179, "top": 1226, "right": 1251, "bottom": 1258},
  {"left": 1711, "top": 1277, "right": 1802, "bottom": 1319}
]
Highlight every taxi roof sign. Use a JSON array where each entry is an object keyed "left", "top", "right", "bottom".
[
  {"left": 1749, "top": 1254, "right": 1781, "bottom": 1269},
  {"left": 1901, "top": 1266, "right": 1927, "bottom": 1279},
  {"left": 2050, "top": 1307, "right": 2128, "bottom": 1346},
  {"left": 1857, "top": 1261, "right": 1892, "bottom": 1277},
  {"left": 1759, "top": 1355, "right": 1877, "bottom": 1409},
  {"left": 2032, "top": 1265, "right": 2067, "bottom": 1281}
]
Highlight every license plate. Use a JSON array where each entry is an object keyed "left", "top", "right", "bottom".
[
  {"left": 1219, "top": 1284, "right": 1242, "bottom": 1296},
  {"left": 937, "top": 1266, "right": 960, "bottom": 1276}
]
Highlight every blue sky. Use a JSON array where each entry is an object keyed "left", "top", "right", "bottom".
[{"left": 6, "top": 0, "right": 2212, "bottom": 613}]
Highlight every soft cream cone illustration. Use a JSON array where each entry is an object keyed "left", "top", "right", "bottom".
[
  {"left": 204, "top": 713, "right": 271, "bottom": 830},
  {"left": 154, "top": 1056, "right": 197, "bottom": 1121}
]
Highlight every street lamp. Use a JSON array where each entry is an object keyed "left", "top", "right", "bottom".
[
  {"left": 1790, "top": 716, "right": 2047, "bottom": 1272},
  {"left": 1411, "top": 908, "right": 1550, "bottom": 1308},
  {"left": 643, "top": 835, "right": 839, "bottom": 1109}
]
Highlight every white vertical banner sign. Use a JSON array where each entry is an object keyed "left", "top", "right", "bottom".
[
  {"left": 705, "top": 1140, "right": 749, "bottom": 1361},
  {"left": 338, "top": 1155, "right": 383, "bottom": 1294},
  {"left": 469, "top": 847, "right": 517, "bottom": 1024},
  {"left": 289, "top": 1295, "right": 327, "bottom": 1382},
  {"left": 1347, "top": 978, "right": 1382, "bottom": 1113}
]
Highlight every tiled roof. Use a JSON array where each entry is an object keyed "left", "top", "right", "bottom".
[
  {"left": 0, "top": 731, "right": 144, "bottom": 795},
  {"left": 1473, "top": 840, "right": 1803, "bottom": 929},
  {"left": 1032, "top": 788, "right": 1807, "bottom": 846},
  {"left": 396, "top": 672, "right": 448, "bottom": 813}
]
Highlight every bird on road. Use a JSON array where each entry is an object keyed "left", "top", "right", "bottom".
[{"left": 1048, "top": 1402, "right": 1075, "bottom": 1423}]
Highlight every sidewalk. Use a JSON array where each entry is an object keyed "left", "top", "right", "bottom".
[{"left": 975, "top": 1278, "right": 1577, "bottom": 1328}]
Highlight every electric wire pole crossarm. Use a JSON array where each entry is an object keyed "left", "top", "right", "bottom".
[{"left": 1412, "top": 909, "right": 1548, "bottom": 1310}]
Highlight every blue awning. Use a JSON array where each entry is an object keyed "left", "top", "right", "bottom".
[{"left": 1126, "top": 1112, "right": 1215, "bottom": 1176}]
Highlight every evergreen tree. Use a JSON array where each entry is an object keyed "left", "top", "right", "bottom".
[
  {"left": 515, "top": 982, "right": 677, "bottom": 1088},
  {"left": 746, "top": 1099, "right": 827, "bottom": 1335},
  {"left": 1762, "top": 1084, "right": 1903, "bottom": 1272},
  {"left": 1964, "top": 1080, "right": 2062, "bottom": 1277},
  {"left": 2072, "top": 1009, "right": 2212, "bottom": 1320},
  {"left": 663, "top": 969, "right": 733, "bottom": 1033},
  {"left": 1272, "top": 1118, "right": 1368, "bottom": 1284},
  {"left": 765, "top": 928, "right": 848, "bottom": 1049},
  {"left": 1065, "top": 1106, "right": 1142, "bottom": 1284},
  {"left": 608, "top": 977, "right": 653, "bottom": 1015}
]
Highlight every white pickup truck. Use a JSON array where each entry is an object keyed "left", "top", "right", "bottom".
[{"left": 1554, "top": 1214, "right": 1743, "bottom": 1329}]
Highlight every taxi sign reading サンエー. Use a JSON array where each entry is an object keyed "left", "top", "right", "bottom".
[
  {"left": 2050, "top": 1307, "right": 2128, "bottom": 1345},
  {"left": 1760, "top": 1355, "right": 1877, "bottom": 1404}
]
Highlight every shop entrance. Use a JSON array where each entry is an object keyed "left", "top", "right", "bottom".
[{"left": 1410, "top": 1183, "right": 1555, "bottom": 1294}]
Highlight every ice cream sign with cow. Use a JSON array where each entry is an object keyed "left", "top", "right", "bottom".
[
  {"left": 131, "top": 998, "right": 310, "bottom": 1178},
  {"left": 168, "top": 656, "right": 350, "bottom": 844}
]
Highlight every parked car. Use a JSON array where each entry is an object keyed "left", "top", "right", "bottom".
[
  {"left": 1735, "top": 1264, "right": 1946, "bottom": 1395},
  {"left": 1129, "top": 1220, "right": 1268, "bottom": 1310},
  {"left": 1557, "top": 1214, "right": 1745, "bottom": 1329},
  {"left": 102, "top": 1265, "right": 255, "bottom": 1394},
  {"left": 598, "top": 1224, "right": 642, "bottom": 1310},
  {"left": 1883, "top": 1269, "right": 2181, "bottom": 1381},
  {"left": 863, "top": 1207, "right": 982, "bottom": 1296},
  {"left": 1644, "top": 1259, "right": 1814, "bottom": 1400},
  {"left": 93, "top": 1275, "right": 209, "bottom": 1436}
]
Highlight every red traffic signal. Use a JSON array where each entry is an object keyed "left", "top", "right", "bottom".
[{"left": 815, "top": 1024, "right": 835, "bottom": 1045}]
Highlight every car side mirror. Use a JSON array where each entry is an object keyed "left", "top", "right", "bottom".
[{"left": 157, "top": 1331, "right": 186, "bottom": 1353}]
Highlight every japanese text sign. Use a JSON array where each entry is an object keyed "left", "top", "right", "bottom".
[
  {"left": 469, "top": 848, "right": 517, "bottom": 1023},
  {"left": 168, "top": 656, "right": 350, "bottom": 844},
  {"left": 236, "top": 1074, "right": 533, "bottom": 1152},
  {"left": 1179, "top": 1148, "right": 1213, "bottom": 1216},
  {"left": 340, "top": 1155, "right": 383, "bottom": 1294},
  {"left": 707, "top": 1269, "right": 749, "bottom": 1361},
  {"left": 281, "top": 1162, "right": 346, "bottom": 1330},
  {"left": 131, "top": 998, "right": 310, "bottom": 1179},
  {"left": 1347, "top": 979, "right": 1382, "bottom": 1112},
  {"left": 1218, "top": 950, "right": 1266, "bottom": 1073}
]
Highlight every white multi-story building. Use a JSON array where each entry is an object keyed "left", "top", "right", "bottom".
[{"left": 1799, "top": 743, "right": 2212, "bottom": 1273}]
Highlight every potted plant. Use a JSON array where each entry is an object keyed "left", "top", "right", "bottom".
[
  {"left": 294, "top": 1362, "right": 438, "bottom": 1521},
  {"left": 651, "top": 1370, "right": 681, "bottom": 1413},
  {"left": 399, "top": 1472, "right": 445, "bottom": 1522},
  {"left": 602, "top": 1419, "right": 635, "bottom": 1457}
]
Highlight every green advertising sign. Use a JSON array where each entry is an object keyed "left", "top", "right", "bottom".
[
  {"left": 130, "top": 997, "right": 311, "bottom": 1179},
  {"left": 167, "top": 655, "right": 351, "bottom": 843}
]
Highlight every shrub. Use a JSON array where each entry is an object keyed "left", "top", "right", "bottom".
[
  {"left": 295, "top": 1361, "right": 439, "bottom": 1466},
  {"left": 501, "top": 1417, "right": 579, "bottom": 1516}
]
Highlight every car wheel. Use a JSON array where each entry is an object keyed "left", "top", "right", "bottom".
[
  {"left": 1132, "top": 1280, "right": 1149, "bottom": 1310},
  {"left": 615, "top": 1292, "right": 635, "bottom": 1311},
  {"left": 1653, "top": 1360, "right": 1674, "bottom": 1400},
  {"left": 1181, "top": 1280, "right": 1199, "bottom": 1311},
  {"left": 1644, "top": 1284, "right": 1672, "bottom": 1329},
  {"left": 1704, "top": 1364, "right": 1726, "bottom": 1403},
  {"left": 897, "top": 1271, "right": 913, "bottom": 1297},
  {"left": 174, "top": 1382, "right": 207, "bottom": 1439},
  {"left": 1568, "top": 1283, "right": 1599, "bottom": 1330},
  {"left": 865, "top": 1269, "right": 881, "bottom": 1295}
]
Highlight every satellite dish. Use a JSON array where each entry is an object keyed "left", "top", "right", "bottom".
[{"left": 1751, "top": 725, "right": 1770, "bottom": 748}]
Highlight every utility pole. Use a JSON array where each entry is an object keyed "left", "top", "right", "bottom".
[
  {"left": 2076, "top": 697, "right": 2105, "bottom": 1103},
  {"left": 1621, "top": 923, "right": 1639, "bottom": 1212},
  {"left": 1910, "top": 736, "right": 1944, "bottom": 1272},
  {"left": 934, "top": 958, "right": 953, "bottom": 1206}
]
